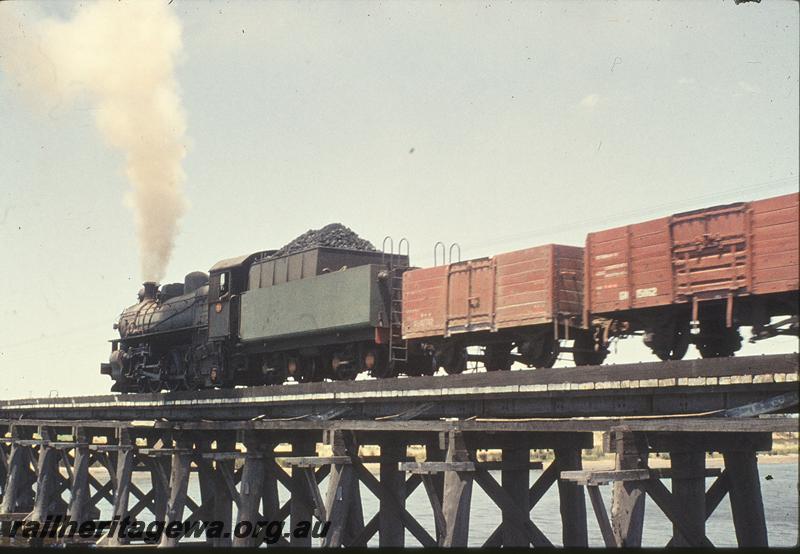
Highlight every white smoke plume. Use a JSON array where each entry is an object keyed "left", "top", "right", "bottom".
[{"left": 0, "top": 1, "right": 187, "bottom": 283}]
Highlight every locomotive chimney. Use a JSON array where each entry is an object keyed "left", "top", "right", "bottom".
[{"left": 142, "top": 281, "right": 158, "bottom": 301}]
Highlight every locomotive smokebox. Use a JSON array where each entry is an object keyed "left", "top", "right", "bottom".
[{"left": 142, "top": 281, "right": 158, "bottom": 301}]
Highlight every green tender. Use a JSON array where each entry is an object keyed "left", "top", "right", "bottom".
[{"left": 239, "top": 264, "right": 383, "bottom": 342}]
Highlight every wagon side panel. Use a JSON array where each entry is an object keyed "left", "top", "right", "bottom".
[
  {"left": 750, "top": 192, "right": 800, "bottom": 295},
  {"left": 494, "top": 245, "right": 555, "bottom": 328},
  {"left": 402, "top": 265, "right": 449, "bottom": 339},
  {"left": 586, "top": 217, "right": 672, "bottom": 314},
  {"left": 628, "top": 218, "right": 673, "bottom": 308},
  {"left": 552, "top": 244, "right": 585, "bottom": 319},
  {"left": 669, "top": 203, "right": 750, "bottom": 302}
]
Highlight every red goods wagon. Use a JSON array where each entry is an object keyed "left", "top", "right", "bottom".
[
  {"left": 402, "top": 244, "right": 605, "bottom": 372},
  {"left": 584, "top": 192, "right": 799, "bottom": 360}
]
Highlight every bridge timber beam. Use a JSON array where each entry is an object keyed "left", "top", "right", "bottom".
[{"left": 0, "top": 415, "right": 792, "bottom": 547}]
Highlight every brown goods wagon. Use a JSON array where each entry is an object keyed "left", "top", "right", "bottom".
[
  {"left": 584, "top": 192, "right": 799, "bottom": 318},
  {"left": 402, "top": 244, "right": 584, "bottom": 340}
]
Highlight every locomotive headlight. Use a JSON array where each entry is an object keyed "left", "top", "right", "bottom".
[{"left": 215, "top": 303, "right": 223, "bottom": 313}]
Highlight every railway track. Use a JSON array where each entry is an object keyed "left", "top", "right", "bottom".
[{"left": 3, "top": 353, "right": 797, "bottom": 421}]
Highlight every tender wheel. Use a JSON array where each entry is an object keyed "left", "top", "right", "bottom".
[
  {"left": 366, "top": 347, "right": 396, "bottom": 379},
  {"left": 645, "top": 319, "right": 690, "bottom": 361},
  {"left": 285, "top": 357, "right": 302, "bottom": 382},
  {"left": 260, "top": 356, "right": 286, "bottom": 386},
  {"left": 484, "top": 343, "right": 512, "bottom": 371},
  {"left": 331, "top": 351, "right": 359, "bottom": 381},
  {"left": 572, "top": 332, "right": 608, "bottom": 366},
  {"left": 696, "top": 320, "right": 742, "bottom": 358},
  {"left": 294, "top": 356, "right": 326, "bottom": 383}
]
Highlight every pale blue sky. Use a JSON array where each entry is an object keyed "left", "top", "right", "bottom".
[{"left": 1, "top": 0, "right": 798, "bottom": 398}]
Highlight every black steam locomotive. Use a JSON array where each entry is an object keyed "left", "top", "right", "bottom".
[{"left": 101, "top": 239, "right": 417, "bottom": 393}]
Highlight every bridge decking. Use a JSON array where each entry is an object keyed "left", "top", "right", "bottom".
[{"left": 1, "top": 353, "right": 796, "bottom": 420}]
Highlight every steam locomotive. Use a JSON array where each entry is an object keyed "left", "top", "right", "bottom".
[
  {"left": 102, "top": 193, "right": 799, "bottom": 393},
  {"left": 101, "top": 246, "right": 423, "bottom": 392}
]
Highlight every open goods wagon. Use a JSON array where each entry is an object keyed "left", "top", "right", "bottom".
[
  {"left": 402, "top": 244, "right": 605, "bottom": 373},
  {"left": 584, "top": 192, "right": 799, "bottom": 360}
]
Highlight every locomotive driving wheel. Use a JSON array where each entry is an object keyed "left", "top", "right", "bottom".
[
  {"left": 138, "top": 375, "right": 162, "bottom": 394},
  {"left": 173, "top": 373, "right": 194, "bottom": 391},
  {"left": 164, "top": 350, "right": 192, "bottom": 391}
]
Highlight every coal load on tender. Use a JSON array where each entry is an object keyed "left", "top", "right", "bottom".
[{"left": 269, "top": 223, "right": 377, "bottom": 259}]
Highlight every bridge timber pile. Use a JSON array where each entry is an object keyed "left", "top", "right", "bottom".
[{"left": 1, "top": 354, "right": 798, "bottom": 547}]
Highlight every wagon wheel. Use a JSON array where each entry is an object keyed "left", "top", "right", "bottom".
[
  {"left": 484, "top": 343, "right": 512, "bottom": 371},
  {"left": 696, "top": 320, "right": 742, "bottom": 358},
  {"left": 532, "top": 335, "right": 560, "bottom": 369},
  {"left": 646, "top": 319, "right": 691, "bottom": 361},
  {"left": 404, "top": 352, "right": 437, "bottom": 376},
  {"left": 438, "top": 345, "right": 467, "bottom": 375},
  {"left": 519, "top": 334, "right": 560, "bottom": 369},
  {"left": 573, "top": 331, "right": 608, "bottom": 366}
]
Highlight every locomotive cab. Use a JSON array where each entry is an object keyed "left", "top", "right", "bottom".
[
  {"left": 208, "top": 268, "right": 235, "bottom": 340},
  {"left": 208, "top": 251, "right": 276, "bottom": 341}
]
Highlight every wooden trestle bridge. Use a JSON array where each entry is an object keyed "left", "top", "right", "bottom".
[{"left": 0, "top": 353, "right": 798, "bottom": 547}]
